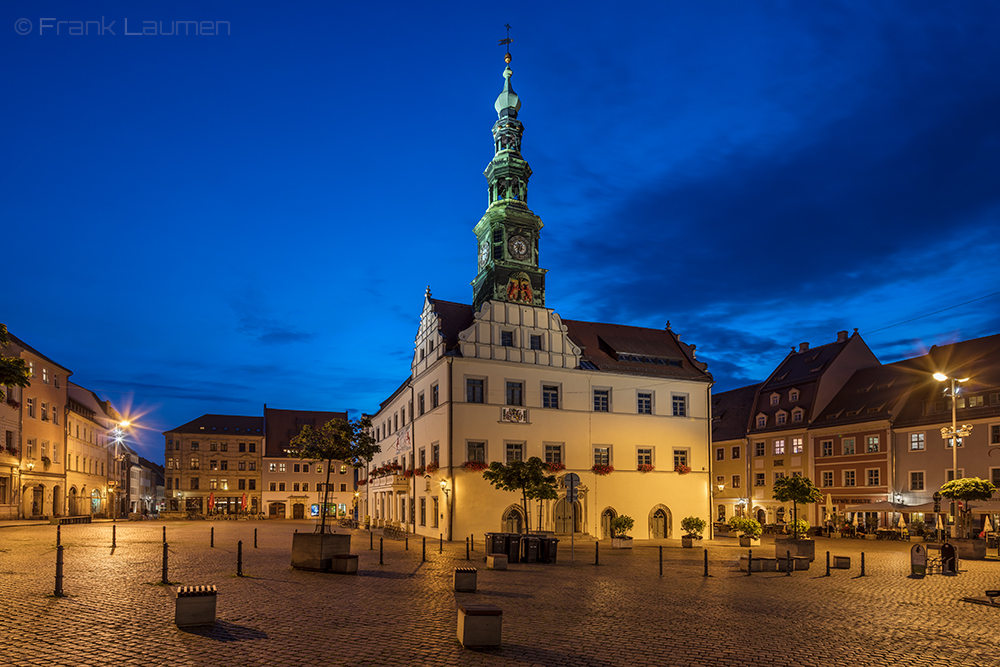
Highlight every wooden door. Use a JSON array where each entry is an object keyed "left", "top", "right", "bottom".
[{"left": 554, "top": 499, "right": 573, "bottom": 533}]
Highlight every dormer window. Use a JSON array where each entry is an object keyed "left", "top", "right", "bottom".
[
  {"left": 789, "top": 389, "right": 799, "bottom": 402},
  {"left": 770, "top": 393, "right": 780, "bottom": 406},
  {"left": 792, "top": 408, "right": 804, "bottom": 423},
  {"left": 776, "top": 411, "right": 788, "bottom": 425},
  {"left": 756, "top": 414, "right": 767, "bottom": 428}
]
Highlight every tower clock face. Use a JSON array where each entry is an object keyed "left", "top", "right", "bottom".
[
  {"left": 479, "top": 240, "right": 491, "bottom": 269},
  {"left": 508, "top": 234, "right": 530, "bottom": 261}
]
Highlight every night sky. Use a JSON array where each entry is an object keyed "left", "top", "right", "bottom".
[{"left": 4, "top": 2, "right": 999, "bottom": 463}]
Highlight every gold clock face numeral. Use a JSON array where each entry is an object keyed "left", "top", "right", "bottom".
[{"left": 508, "top": 234, "right": 529, "bottom": 261}]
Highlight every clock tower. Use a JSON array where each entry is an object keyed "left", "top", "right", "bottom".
[{"left": 471, "top": 54, "right": 547, "bottom": 313}]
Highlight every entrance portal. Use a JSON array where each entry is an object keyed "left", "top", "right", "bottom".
[
  {"left": 648, "top": 505, "right": 673, "bottom": 539},
  {"left": 502, "top": 506, "right": 524, "bottom": 533},
  {"left": 292, "top": 503, "right": 305, "bottom": 519},
  {"left": 601, "top": 508, "right": 617, "bottom": 539}
]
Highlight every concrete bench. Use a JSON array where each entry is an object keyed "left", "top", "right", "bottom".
[
  {"left": 49, "top": 516, "right": 92, "bottom": 525},
  {"left": 486, "top": 553, "right": 507, "bottom": 571},
  {"left": 739, "top": 555, "right": 777, "bottom": 572},
  {"left": 330, "top": 554, "right": 359, "bottom": 575},
  {"left": 458, "top": 604, "right": 502, "bottom": 648},
  {"left": 174, "top": 585, "right": 217, "bottom": 628},
  {"left": 454, "top": 567, "right": 477, "bottom": 592},
  {"left": 777, "top": 556, "right": 811, "bottom": 572}
]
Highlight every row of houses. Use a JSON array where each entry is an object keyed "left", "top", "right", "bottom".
[
  {"left": 713, "top": 332, "right": 1000, "bottom": 532},
  {"left": 0, "top": 332, "right": 163, "bottom": 520}
]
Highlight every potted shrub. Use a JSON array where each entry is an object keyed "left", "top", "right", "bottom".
[
  {"left": 680, "top": 516, "right": 706, "bottom": 548},
  {"left": 940, "top": 477, "right": 997, "bottom": 559},
  {"left": 611, "top": 515, "right": 634, "bottom": 548},
  {"left": 729, "top": 516, "right": 762, "bottom": 547},
  {"left": 772, "top": 476, "right": 822, "bottom": 561}
]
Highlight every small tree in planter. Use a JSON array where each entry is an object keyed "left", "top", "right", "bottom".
[
  {"left": 610, "top": 515, "right": 634, "bottom": 548},
  {"left": 772, "top": 476, "right": 822, "bottom": 561},
  {"left": 728, "top": 516, "right": 762, "bottom": 547},
  {"left": 940, "top": 477, "right": 996, "bottom": 559},
  {"left": 482, "top": 457, "right": 557, "bottom": 533},
  {"left": 680, "top": 516, "right": 706, "bottom": 548}
]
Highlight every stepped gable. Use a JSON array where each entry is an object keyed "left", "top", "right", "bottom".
[
  {"left": 712, "top": 383, "right": 763, "bottom": 442},
  {"left": 428, "top": 299, "right": 475, "bottom": 354}
]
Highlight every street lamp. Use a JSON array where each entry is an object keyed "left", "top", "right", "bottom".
[
  {"left": 934, "top": 372, "right": 972, "bottom": 538},
  {"left": 111, "top": 420, "right": 132, "bottom": 522}
]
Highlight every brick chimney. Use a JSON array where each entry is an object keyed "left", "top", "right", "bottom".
[
  {"left": 799, "top": 342, "right": 810, "bottom": 353},
  {"left": 837, "top": 330, "right": 849, "bottom": 343}
]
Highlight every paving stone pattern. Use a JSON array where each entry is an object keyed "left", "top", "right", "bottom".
[{"left": 1, "top": 522, "right": 999, "bottom": 666}]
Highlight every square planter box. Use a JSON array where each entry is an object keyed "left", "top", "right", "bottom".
[
  {"left": 330, "top": 554, "right": 359, "bottom": 574},
  {"left": 175, "top": 585, "right": 217, "bottom": 628},
  {"left": 291, "top": 532, "right": 352, "bottom": 571},
  {"left": 833, "top": 556, "right": 851, "bottom": 569},
  {"left": 681, "top": 536, "right": 698, "bottom": 548},
  {"left": 454, "top": 567, "right": 477, "bottom": 592},
  {"left": 739, "top": 536, "right": 761, "bottom": 548},
  {"left": 777, "top": 556, "right": 810, "bottom": 572},
  {"left": 487, "top": 554, "right": 508, "bottom": 570},
  {"left": 775, "top": 538, "right": 815, "bottom": 562},
  {"left": 612, "top": 537, "right": 633, "bottom": 549},
  {"left": 458, "top": 604, "right": 502, "bottom": 648}
]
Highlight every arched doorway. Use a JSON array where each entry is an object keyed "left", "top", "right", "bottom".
[
  {"left": 69, "top": 487, "right": 79, "bottom": 516},
  {"left": 756, "top": 508, "right": 766, "bottom": 524},
  {"left": 600, "top": 508, "right": 617, "bottom": 539},
  {"left": 269, "top": 502, "right": 286, "bottom": 518},
  {"left": 292, "top": 503, "right": 305, "bottom": 519},
  {"left": 91, "top": 489, "right": 102, "bottom": 515},
  {"left": 52, "top": 485, "right": 61, "bottom": 517},
  {"left": 553, "top": 499, "right": 581, "bottom": 534},
  {"left": 648, "top": 504, "right": 672, "bottom": 539},
  {"left": 31, "top": 486, "right": 44, "bottom": 518},
  {"left": 502, "top": 505, "right": 524, "bottom": 533}
]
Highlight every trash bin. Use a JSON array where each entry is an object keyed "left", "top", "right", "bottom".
[
  {"left": 504, "top": 534, "right": 520, "bottom": 564},
  {"left": 538, "top": 537, "right": 558, "bottom": 563},
  {"left": 485, "top": 532, "right": 506, "bottom": 555},
  {"left": 521, "top": 535, "right": 540, "bottom": 563}
]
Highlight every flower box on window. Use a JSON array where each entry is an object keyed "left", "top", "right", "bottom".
[
  {"left": 591, "top": 464, "right": 614, "bottom": 476},
  {"left": 463, "top": 461, "right": 489, "bottom": 472},
  {"left": 637, "top": 464, "right": 655, "bottom": 473},
  {"left": 425, "top": 462, "right": 439, "bottom": 474},
  {"left": 674, "top": 464, "right": 691, "bottom": 475},
  {"left": 544, "top": 462, "right": 565, "bottom": 472},
  {"left": 6, "top": 399, "right": 21, "bottom": 410}
]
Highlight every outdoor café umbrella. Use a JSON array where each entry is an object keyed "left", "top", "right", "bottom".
[
  {"left": 852, "top": 512, "right": 859, "bottom": 527},
  {"left": 984, "top": 515, "right": 994, "bottom": 534},
  {"left": 825, "top": 493, "right": 834, "bottom": 521},
  {"left": 897, "top": 514, "right": 906, "bottom": 529},
  {"left": 936, "top": 514, "right": 944, "bottom": 531}
]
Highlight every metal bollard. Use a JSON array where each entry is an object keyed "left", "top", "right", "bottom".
[
  {"left": 439, "top": 533, "right": 443, "bottom": 553},
  {"left": 471, "top": 533, "right": 475, "bottom": 551},
  {"left": 163, "top": 526, "right": 166, "bottom": 544},
  {"left": 422, "top": 536, "right": 426, "bottom": 562},
  {"left": 370, "top": 530, "right": 373, "bottom": 550},
  {"left": 211, "top": 527, "right": 214, "bottom": 548},
  {"left": 826, "top": 551, "right": 831, "bottom": 577},
  {"left": 466, "top": 537, "right": 470, "bottom": 560},
  {"left": 57, "top": 525, "right": 61, "bottom": 547},
  {"left": 237, "top": 540, "right": 244, "bottom": 577},
  {"left": 379, "top": 538, "right": 384, "bottom": 565},
  {"left": 786, "top": 550, "right": 792, "bottom": 576},
  {"left": 704, "top": 548, "right": 709, "bottom": 577},
  {"left": 747, "top": 549, "right": 752, "bottom": 576},
  {"left": 254, "top": 528, "right": 257, "bottom": 549},
  {"left": 405, "top": 536, "right": 408, "bottom": 551},
  {"left": 861, "top": 552, "right": 866, "bottom": 577},
  {"left": 112, "top": 524, "right": 117, "bottom": 549},
  {"left": 162, "top": 542, "right": 169, "bottom": 584},
  {"left": 659, "top": 545, "right": 663, "bottom": 576},
  {"left": 54, "top": 545, "right": 65, "bottom": 597},
  {"left": 595, "top": 542, "right": 599, "bottom": 566}
]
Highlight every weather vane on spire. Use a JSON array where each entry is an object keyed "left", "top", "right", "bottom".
[{"left": 498, "top": 23, "right": 512, "bottom": 63}]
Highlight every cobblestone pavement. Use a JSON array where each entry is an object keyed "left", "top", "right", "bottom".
[{"left": 1, "top": 522, "right": 999, "bottom": 666}]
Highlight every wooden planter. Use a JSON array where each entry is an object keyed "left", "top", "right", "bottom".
[{"left": 611, "top": 537, "right": 633, "bottom": 549}]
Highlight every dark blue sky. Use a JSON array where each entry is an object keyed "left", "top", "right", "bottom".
[{"left": 4, "top": 1, "right": 999, "bottom": 463}]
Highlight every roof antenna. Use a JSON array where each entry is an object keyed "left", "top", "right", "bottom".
[{"left": 499, "top": 23, "right": 513, "bottom": 63}]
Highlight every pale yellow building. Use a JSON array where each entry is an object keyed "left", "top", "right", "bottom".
[{"left": 65, "top": 382, "right": 117, "bottom": 517}]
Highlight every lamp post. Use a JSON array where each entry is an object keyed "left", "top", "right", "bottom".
[
  {"left": 933, "top": 373, "right": 972, "bottom": 538},
  {"left": 111, "top": 420, "right": 131, "bottom": 522}
]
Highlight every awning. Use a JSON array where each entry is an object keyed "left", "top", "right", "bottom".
[{"left": 844, "top": 501, "right": 906, "bottom": 512}]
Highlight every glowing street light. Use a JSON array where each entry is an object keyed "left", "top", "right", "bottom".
[{"left": 934, "top": 372, "right": 972, "bottom": 537}]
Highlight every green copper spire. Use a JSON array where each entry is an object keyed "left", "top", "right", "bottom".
[{"left": 471, "top": 49, "right": 547, "bottom": 313}]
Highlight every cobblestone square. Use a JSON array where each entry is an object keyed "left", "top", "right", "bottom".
[{"left": 1, "top": 521, "right": 998, "bottom": 666}]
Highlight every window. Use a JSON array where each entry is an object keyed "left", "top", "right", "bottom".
[
  {"left": 239, "top": 442, "right": 246, "bottom": 452},
  {"left": 842, "top": 438, "right": 855, "bottom": 455},
  {"left": 593, "top": 389, "right": 610, "bottom": 412},
  {"left": 673, "top": 449, "right": 688, "bottom": 468},
  {"left": 431, "top": 384, "right": 439, "bottom": 408},
  {"left": 209, "top": 460, "right": 218, "bottom": 471},
  {"left": 821, "top": 440, "right": 832, "bottom": 457},
  {"left": 910, "top": 433, "right": 925, "bottom": 450},
  {"left": 506, "top": 442, "right": 523, "bottom": 462},
  {"left": 466, "top": 378, "right": 485, "bottom": 403},
  {"left": 945, "top": 468, "right": 965, "bottom": 482},
  {"left": 716, "top": 448, "right": 725, "bottom": 461},
  {"left": 866, "top": 436, "right": 880, "bottom": 453},
  {"left": 731, "top": 446, "right": 741, "bottom": 460},
  {"left": 843, "top": 470, "right": 855, "bottom": 487},
  {"left": 672, "top": 395, "right": 687, "bottom": 417},
  {"left": 294, "top": 464, "right": 300, "bottom": 473},
  {"left": 731, "top": 474, "right": 741, "bottom": 489},
  {"left": 770, "top": 394, "right": 779, "bottom": 406},
  {"left": 756, "top": 415, "right": 766, "bottom": 428},
  {"left": 792, "top": 410, "right": 803, "bottom": 423},
  {"left": 992, "top": 425, "right": 1000, "bottom": 444},
  {"left": 755, "top": 442, "right": 765, "bottom": 457},
  {"left": 432, "top": 443, "right": 439, "bottom": 464},
  {"left": 776, "top": 413, "right": 787, "bottom": 425},
  {"left": 209, "top": 479, "right": 218, "bottom": 490},
  {"left": 969, "top": 395, "right": 984, "bottom": 408},
  {"left": 789, "top": 390, "right": 799, "bottom": 402},
  {"left": 218, "top": 460, "right": 228, "bottom": 471},
  {"left": 52, "top": 407, "right": 58, "bottom": 425},
  {"left": 238, "top": 461, "right": 246, "bottom": 471},
  {"left": 821, "top": 471, "right": 833, "bottom": 487},
  {"left": 293, "top": 483, "right": 300, "bottom": 492},
  {"left": 191, "top": 441, "right": 200, "bottom": 451},
  {"left": 542, "top": 385, "right": 559, "bottom": 409},
  {"left": 249, "top": 443, "right": 256, "bottom": 453},
  {"left": 420, "top": 498, "right": 426, "bottom": 526},
  {"left": 529, "top": 335, "right": 542, "bottom": 350},
  {"left": 545, "top": 444, "right": 562, "bottom": 464},
  {"left": 991, "top": 468, "right": 1000, "bottom": 487},
  {"left": 500, "top": 330, "right": 514, "bottom": 347},
  {"left": 418, "top": 393, "right": 425, "bottom": 416},
  {"left": 277, "top": 482, "right": 285, "bottom": 492},
  {"left": 774, "top": 439, "right": 785, "bottom": 455},
  {"left": 239, "top": 479, "right": 246, "bottom": 490},
  {"left": 190, "top": 478, "right": 200, "bottom": 490},
  {"left": 594, "top": 447, "right": 610, "bottom": 466},
  {"left": 910, "top": 471, "right": 924, "bottom": 491},
  {"left": 210, "top": 442, "right": 218, "bottom": 452},
  {"left": 468, "top": 441, "right": 486, "bottom": 463},
  {"left": 340, "top": 465, "right": 348, "bottom": 474},
  {"left": 637, "top": 392, "right": 652, "bottom": 415},
  {"left": 42, "top": 368, "right": 49, "bottom": 384},
  {"left": 279, "top": 463, "right": 287, "bottom": 473},
  {"left": 637, "top": 448, "right": 652, "bottom": 466},
  {"left": 866, "top": 469, "right": 880, "bottom": 486},
  {"left": 792, "top": 437, "right": 803, "bottom": 454},
  {"left": 505, "top": 381, "right": 523, "bottom": 406},
  {"left": 773, "top": 472, "right": 785, "bottom": 483},
  {"left": 755, "top": 473, "right": 765, "bottom": 487},
  {"left": 220, "top": 442, "right": 228, "bottom": 452},
  {"left": 26, "top": 398, "right": 35, "bottom": 419},
  {"left": 190, "top": 458, "right": 200, "bottom": 470},
  {"left": 302, "top": 483, "right": 309, "bottom": 492},
  {"left": 432, "top": 498, "right": 439, "bottom": 528},
  {"left": 54, "top": 374, "right": 60, "bottom": 388},
  {"left": 249, "top": 479, "right": 257, "bottom": 490}
]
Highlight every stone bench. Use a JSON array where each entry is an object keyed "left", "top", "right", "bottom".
[
  {"left": 739, "top": 555, "right": 777, "bottom": 572},
  {"left": 330, "top": 554, "right": 359, "bottom": 575},
  {"left": 454, "top": 567, "right": 477, "bottom": 592},
  {"left": 174, "top": 585, "right": 217, "bottom": 628},
  {"left": 486, "top": 553, "right": 507, "bottom": 571},
  {"left": 777, "top": 556, "right": 811, "bottom": 572},
  {"left": 49, "top": 516, "right": 92, "bottom": 525},
  {"left": 458, "top": 603, "right": 502, "bottom": 648}
]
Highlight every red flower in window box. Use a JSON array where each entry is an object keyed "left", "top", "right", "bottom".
[
  {"left": 403, "top": 469, "right": 414, "bottom": 478},
  {"left": 463, "top": 461, "right": 489, "bottom": 472},
  {"left": 674, "top": 464, "right": 691, "bottom": 475},
  {"left": 637, "top": 464, "right": 655, "bottom": 473},
  {"left": 357, "top": 479, "right": 367, "bottom": 486},
  {"left": 425, "top": 462, "right": 439, "bottom": 474},
  {"left": 591, "top": 464, "right": 614, "bottom": 476},
  {"left": 544, "top": 462, "right": 565, "bottom": 472}
]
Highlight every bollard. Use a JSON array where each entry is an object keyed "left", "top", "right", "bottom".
[
  {"left": 595, "top": 542, "right": 599, "bottom": 566},
  {"left": 237, "top": 540, "right": 244, "bottom": 577},
  {"left": 786, "top": 550, "right": 792, "bottom": 576},
  {"left": 423, "top": 536, "right": 427, "bottom": 562},
  {"left": 440, "top": 533, "right": 443, "bottom": 554},
  {"left": 211, "top": 527, "right": 214, "bottom": 548},
  {"left": 405, "top": 536, "right": 409, "bottom": 551},
  {"left": 466, "top": 537, "right": 470, "bottom": 561},
  {"left": 659, "top": 545, "right": 663, "bottom": 576},
  {"left": 254, "top": 528, "right": 257, "bottom": 549},
  {"left": 380, "top": 538, "right": 384, "bottom": 566},
  {"left": 163, "top": 526, "right": 166, "bottom": 544},
  {"left": 370, "top": 531, "right": 373, "bottom": 550},
  {"left": 826, "top": 551, "right": 831, "bottom": 577},
  {"left": 471, "top": 533, "right": 475, "bottom": 551},
  {"left": 57, "top": 525, "right": 61, "bottom": 547},
  {"left": 162, "top": 542, "right": 170, "bottom": 584},
  {"left": 747, "top": 549, "right": 752, "bottom": 576},
  {"left": 112, "top": 524, "right": 117, "bottom": 549},
  {"left": 861, "top": 552, "right": 866, "bottom": 577},
  {"left": 704, "top": 548, "right": 709, "bottom": 577},
  {"left": 54, "top": 545, "right": 65, "bottom": 597}
]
